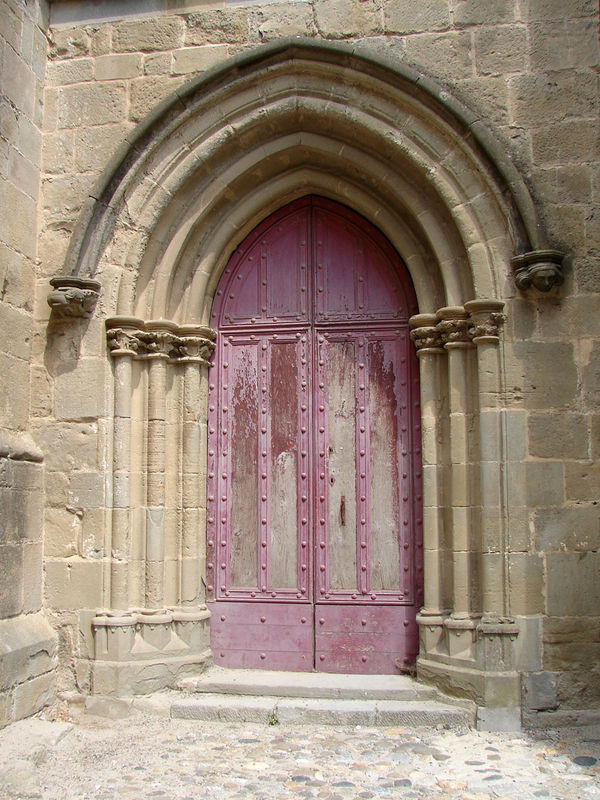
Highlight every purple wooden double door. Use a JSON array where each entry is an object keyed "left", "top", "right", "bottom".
[{"left": 207, "top": 196, "right": 423, "bottom": 673}]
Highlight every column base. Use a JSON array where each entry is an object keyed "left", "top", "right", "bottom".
[
  {"left": 91, "top": 606, "right": 212, "bottom": 695},
  {"left": 417, "top": 612, "right": 521, "bottom": 718}
]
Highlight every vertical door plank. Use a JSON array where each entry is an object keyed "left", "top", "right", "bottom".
[{"left": 228, "top": 340, "right": 259, "bottom": 589}]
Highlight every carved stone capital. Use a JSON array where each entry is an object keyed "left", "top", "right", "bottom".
[
  {"left": 106, "top": 317, "right": 146, "bottom": 357},
  {"left": 436, "top": 306, "right": 471, "bottom": 346},
  {"left": 47, "top": 276, "right": 101, "bottom": 318},
  {"left": 511, "top": 249, "right": 565, "bottom": 293},
  {"left": 464, "top": 299, "right": 505, "bottom": 343},
  {"left": 409, "top": 313, "right": 443, "bottom": 352},
  {"left": 105, "top": 318, "right": 216, "bottom": 364}
]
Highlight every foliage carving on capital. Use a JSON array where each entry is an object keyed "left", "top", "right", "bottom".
[
  {"left": 436, "top": 307, "right": 471, "bottom": 346},
  {"left": 410, "top": 325, "right": 442, "bottom": 351},
  {"left": 105, "top": 318, "right": 217, "bottom": 364}
]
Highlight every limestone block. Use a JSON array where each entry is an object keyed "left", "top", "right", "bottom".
[
  {"left": 12, "top": 671, "right": 55, "bottom": 721},
  {"left": 129, "top": 75, "right": 183, "bottom": 122},
  {"left": 525, "top": 461, "right": 564, "bottom": 507},
  {"left": 90, "top": 24, "right": 111, "bottom": 57},
  {"left": 22, "top": 541, "right": 43, "bottom": 613},
  {"left": 452, "top": 0, "right": 517, "bottom": 26},
  {"left": 508, "top": 342, "right": 578, "bottom": 409},
  {"left": 475, "top": 26, "right": 528, "bottom": 75},
  {"left": 508, "top": 553, "right": 544, "bottom": 615},
  {"left": 58, "top": 82, "right": 127, "bottom": 128},
  {"left": 565, "top": 461, "right": 600, "bottom": 502},
  {"left": 2, "top": 44, "right": 35, "bottom": 117},
  {"left": 0, "top": 543, "right": 23, "bottom": 616},
  {"left": 582, "top": 341, "right": 600, "bottom": 409},
  {"left": 72, "top": 123, "right": 131, "bottom": 173},
  {"left": 185, "top": 9, "right": 249, "bottom": 45},
  {"left": 16, "top": 113, "right": 42, "bottom": 169},
  {"left": 95, "top": 53, "right": 142, "bottom": 81},
  {"left": 50, "top": 26, "right": 91, "bottom": 58},
  {"left": 54, "top": 358, "right": 107, "bottom": 421},
  {"left": 41, "top": 173, "right": 94, "bottom": 228},
  {"left": 529, "top": 19, "right": 599, "bottom": 71},
  {"left": 46, "top": 57, "right": 94, "bottom": 86},
  {"left": 44, "top": 507, "right": 79, "bottom": 558},
  {"left": 529, "top": 412, "right": 589, "bottom": 460},
  {"left": 0, "top": 2, "right": 22, "bottom": 50},
  {"left": 172, "top": 44, "right": 229, "bottom": 75},
  {"left": 0, "top": 180, "right": 37, "bottom": 260},
  {"left": 525, "top": 0, "right": 598, "bottom": 21},
  {"left": 0, "top": 304, "right": 33, "bottom": 361},
  {"left": 68, "top": 472, "right": 105, "bottom": 509},
  {"left": 30, "top": 366, "right": 52, "bottom": 417},
  {"left": 592, "top": 414, "right": 600, "bottom": 460},
  {"left": 143, "top": 52, "right": 172, "bottom": 75},
  {"left": 546, "top": 553, "right": 600, "bottom": 616},
  {"left": 0, "top": 354, "right": 30, "bottom": 429},
  {"left": 0, "top": 244, "right": 34, "bottom": 313},
  {"left": 112, "top": 16, "right": 184, "bottom": 53},
  {"left": 80, "top": 507, "right": 105, "bottom": 559},
  {"left": 509, "top": 71, "right": 597, "bottom": 127},
  {"left": 32, "top": 422, "right": 100, "bottom": 472},
  {"left": 532, "top": 120, "right": 599, "bottom": 165},
  {"left": 45, "top": 559, "right": 103, "bottom": 610},
  {"left": 8, "top": 146, "right": 39, "bottom": 200},
  {"left": 383, "top": 0, "right": 450, "bottom": 33},
  {"left": 250, "top": 2, "right": 317, "bottom": 41},
  {"left": 535, "top": 505, "right": 600, "bottom": 552}
]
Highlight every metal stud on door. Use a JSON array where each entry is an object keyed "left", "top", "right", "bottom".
[{"left": 208, "top": 196, "right": 421, "bottom": 673}]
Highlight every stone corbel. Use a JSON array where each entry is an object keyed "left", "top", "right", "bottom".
[
  {"left": 511, "top": 250, "right": 565, "bottom": 293},
  {"left": 47, "top": 276, "right": 101, "bottom": 318}
]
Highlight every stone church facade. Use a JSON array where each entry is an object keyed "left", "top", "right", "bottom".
[{"left": 1, "top": 0, "right": 598, "bottom": 730}]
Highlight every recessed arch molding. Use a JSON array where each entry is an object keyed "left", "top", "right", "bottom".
[{"left": 49, "top": 40, "right": 558, "bottom": 713}]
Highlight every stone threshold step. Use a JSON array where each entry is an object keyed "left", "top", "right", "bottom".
[
  {"left": 178, "top": 667, "right": 440, "bottom": 701},
  {"left": 171, "top": 693, "right": 474, "bottom": 727}
]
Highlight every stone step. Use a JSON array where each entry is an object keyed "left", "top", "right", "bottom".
[
  {"left": 171, "top": 693, "right": 473, "bottom": 727},
  {"left": 178, "top": 667, "right": 439, "bottom": 701}
]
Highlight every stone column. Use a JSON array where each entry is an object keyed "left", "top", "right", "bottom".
[
  {"left": 176, "top": 326, "right": 216, "bottom": 606},
  {"left": 410, "top": 314, "right": 447, "bottom": 653},
  {"left": 465, "top": 300, "right": 506, "bottom": 620},
  {"left": 141, "top": 321, "right": 178, "bottom": 609},
  {"left": 437, "top": 306, "right": 477, "bottom": 656},
  {"left": 106, "top": 317, "right": 145, "bottom": 610}
]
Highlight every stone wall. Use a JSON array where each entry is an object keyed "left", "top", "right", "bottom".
[
  {"left": 21, "top": 0, "right": 600, "bottom": 722},
  {"left": 0, "top": 0, "right": 58, "bottom": 728}
]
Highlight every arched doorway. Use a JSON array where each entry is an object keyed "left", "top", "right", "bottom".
[{"left": 207, "top": 196, "right": 423, "bottom": 673}]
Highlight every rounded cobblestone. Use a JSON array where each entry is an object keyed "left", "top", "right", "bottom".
[{"left": 1, "top": 707, "right": 598, "bottom": 800}]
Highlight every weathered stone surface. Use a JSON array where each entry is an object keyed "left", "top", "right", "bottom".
[
  {"left": 112, "top": 17, "right": 184, "bottom": 52},
  {"left": 185, "top": 9, "right": 249, "bottom": 45},
  {"left": 509, "top": 71, "right": 598, "bottom": 127},
  {"left": 524, "top": 460, "right": 564, "bottom": 507},
  {"left": 509, "top": 342, "right": 578, "bottom": 408},
  {"left": 529, "top": 412, "right": 589, "bottom": 459},
  {"left": 58, "top": 82, "right": 127, "bottom": 128},
  {"left": 94, "top": 53, "right": 142, "bottom": 81},
  {"left": 565, "top": 461, "right": 600, "bottom": 502},
  {"left": 475, "top": 25, "right": 527, "bottom": 75},
  {"left": 54, "top": 359, "right": 107, "bottom": 421},
  {"left": 532, "top": 119, "right": 599, "bottom": 165},
  {"left": 46, "top": 57, "right": 94, "bottom": 86},
  {"left": 535, "top": 505, "right": 600, "bottom": 552},
  {"left": 404, "top": 31, "right": 474, "bottom": 82},
  {"left": 529, "top": 20, "right": 599, "bottom": 71},
  {"left": 525, "top": 0, "right": 598, "bottom": 22},
  {"left": 384, "top": 0, "right": 450, "bottom": 33},
  {"left": 251, "top": 3, "right": 317, "bottom": 41},
  {"left": 172, "top": 44, "right": 229, "bottom": 75},
  {"left": 522, "top": 671, "right": 559, "bottom": 711},
  {"left": 0, "top": 758, "right": 42, "bottom": 798},
  {"left": 546, "top": 553, "right": 600, "bottom": 616},
  {"left": 453, "top": 0, "right": 518, "bottom": 26},
  {"left": 129, "top": 75, "right": 183, "bottom": 122},
  {"left": 73, "top": 123, "right": 131, "bottom": 172},
  {"left": 508, "top": 553, "right": 544, "bottom": 614}
]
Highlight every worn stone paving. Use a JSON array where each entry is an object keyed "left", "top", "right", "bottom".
[{"left": 0, "top": 707, "right": 599, "bottom": 800}]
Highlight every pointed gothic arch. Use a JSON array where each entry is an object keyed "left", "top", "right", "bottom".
[{"left": 52, "top": 40, "right": 555, "bottom": 709}]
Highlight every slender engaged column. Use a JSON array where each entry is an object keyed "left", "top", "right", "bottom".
[
  {"left": 409, "top": 314, "right": 447, "bottom": 619},
  {"left": 177, "top": 326, "right": 216, "bottom": 606},
  {"left": 437, "top": 307, "right": 475, "bottom": 621},
  {"left": 106, "top": 317, "right": 145, "bottom": 610},
  {"left": 143, "top": 321, "right": 178, "bottom": 609},
  {"left": 464, "top": 300, "right": 506, "bottom": 619}
]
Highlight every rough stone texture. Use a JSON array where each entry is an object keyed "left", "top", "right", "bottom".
[{"left": 0, "top": 0, "right": 596, "bottom": 728}]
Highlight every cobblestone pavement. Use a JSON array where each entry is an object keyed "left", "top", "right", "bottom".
[{"left": 0, "top": 705, "right": 599, "bottom": 800}]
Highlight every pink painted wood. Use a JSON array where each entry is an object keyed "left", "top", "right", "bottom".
[{"left": 207, "top": 196, "right": 422, "bottom": 674}]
